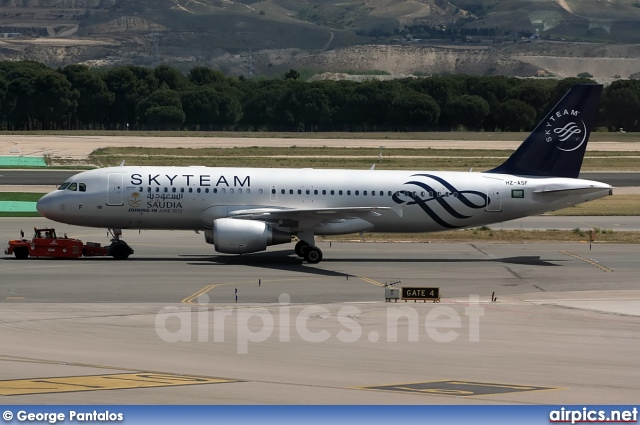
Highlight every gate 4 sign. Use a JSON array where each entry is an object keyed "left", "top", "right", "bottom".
[{"left": 402, "top": 287, "right": 440, "bottom": 302}]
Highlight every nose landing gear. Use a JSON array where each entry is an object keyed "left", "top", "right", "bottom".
[{"left": 107, "top": 228, "right": 134, "bottom": 260}]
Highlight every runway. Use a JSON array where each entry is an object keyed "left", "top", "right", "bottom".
[{"left": 1, "top": 218, "right": 638, "bottom": 404}]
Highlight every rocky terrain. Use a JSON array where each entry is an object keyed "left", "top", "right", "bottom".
[{"left": 0, "top": 0, "right": 638, "bottom": 79}]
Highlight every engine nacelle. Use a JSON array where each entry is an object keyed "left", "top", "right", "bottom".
[{"left": 211, "top": 218, "right": 291, "bottom": 254}]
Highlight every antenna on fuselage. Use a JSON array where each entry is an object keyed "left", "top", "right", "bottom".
[{"left": 119, "top": 160, "right": 126, "bottom": 167}]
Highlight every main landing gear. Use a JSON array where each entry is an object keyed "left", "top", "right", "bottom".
[
  {"left": 107, "top": 228, "right": 134, "bottom": 260},
  {"left": 294, "top": 240, "right": 323, "bottom": 264}
]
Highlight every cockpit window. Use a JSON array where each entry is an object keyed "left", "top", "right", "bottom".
[
  {"left": 68, "top": 183, "right": 77, "bottom": 191},
  {"left": 79, "top": 183, "right": 86, "bottom": 192},
  {"left": 58, "top": 182, "right": 70, "bottom": 190}
]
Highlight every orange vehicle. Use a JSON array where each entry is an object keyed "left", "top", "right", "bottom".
[{"left": 5, "top": 227, "right": 133, "bottom": 260}]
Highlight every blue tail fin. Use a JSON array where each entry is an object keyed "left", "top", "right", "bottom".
[{"left": 487, "top": 84, "right": 603, "bottom": 178}]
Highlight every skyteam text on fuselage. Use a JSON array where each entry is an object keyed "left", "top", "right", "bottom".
[{"left": 36, "top": 85, "right": 612, "bottom": 263}]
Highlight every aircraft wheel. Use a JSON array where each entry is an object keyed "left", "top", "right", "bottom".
[
  {"left": 295, "top": 241, "right": 309, "bottom": 257},
  {"left": 110, "top": 242, "right": 132, "bottom": 260},
  {"left": 304, "top": 246, "right": 323, "bottom": 264}
]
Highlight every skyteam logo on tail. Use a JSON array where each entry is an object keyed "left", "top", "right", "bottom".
[{"left": 544, "top": 109, "right": 587, "bottom": 152}]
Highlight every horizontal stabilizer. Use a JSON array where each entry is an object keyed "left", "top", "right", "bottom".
[{"left": 533, "top": 186, "right": 613, "bottom": 196}]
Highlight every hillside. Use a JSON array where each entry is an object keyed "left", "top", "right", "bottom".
[{"left": 0, "top": 0, "right": 638, "bottom": 78}]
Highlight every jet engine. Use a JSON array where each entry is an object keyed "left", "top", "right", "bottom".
[{"left": 205, "top": 218, "right": 291, "bottom": 254}]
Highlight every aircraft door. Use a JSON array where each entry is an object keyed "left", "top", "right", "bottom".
[
  {"left": 107, "top": 173, "right": 124, "bottom": 206},
  {"left": 484, "top": 178, "right": 502, "bottom": 212}
]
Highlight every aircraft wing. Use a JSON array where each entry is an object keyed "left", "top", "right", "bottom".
[{"left": 228, "top": 206, "right": 397, "bottom": 221}]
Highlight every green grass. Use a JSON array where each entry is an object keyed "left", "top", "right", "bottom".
[
  {"left": 0, "top": 193, "right": 44, "bottom": 202},
  {"left": 88, "top": 146, "right": 640, "bottom": 171},
  {"left": 0, "top": 212, "right": 41, "bottom": 217}
]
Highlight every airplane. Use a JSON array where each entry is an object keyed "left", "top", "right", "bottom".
[{"left": 36, "top": 84, "right": 612, "bottom": 263}]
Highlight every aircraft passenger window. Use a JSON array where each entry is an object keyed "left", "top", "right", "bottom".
[
  {"left": 306, "top": 189, "right": 310, "bottom": 195},
  {"left": 258, "top": 189, "right": 263, "bottom": 194},
  {"left": 78, "top": 183, "right": 86, "bottom": 192},
  {"left": 347, "top": 190, "right": 351, "bottom": 195},
  {"left": 421, "top": 191, "right": 425, "bottom": 197},
  {"left": 272, "top": 188, "right": 276, "bottom": 194},
  {"left": 58, "top": 182, "right": 70, "bottom": 190},
  {"left": 290, "top": 189, "right": 294, "bottom": 195},
  {"left": 189, "top": 188, "right": 193, "bottom": 193},
  {"left": 172, "top": 187, "right": 176, "bottom": 193},
  {"left": 238, "top": 189, "right": 242, "bottom": 194},
  {"left": 355, "top": 190, "right": 359, "bottom": 195},
  {"left": 339, "top": 190, "right": 343, "bottom": 195},
  {"left": 213, "top": 188, "right": 218, "bottom": 193},
  {"left": 388, "top": 191, "right": 392, "bottom": 196},
  {"left": 372, "top": 191, "right": 375, "bottom": 196},
  {"left": 221, "top": 188, "right": 226, "bottom": 194},
  {"left": 281, "top": 189, "right": 285, "bottom": 194},
  {"left": 180, "top": 188, "right": 184, "bottom": 193},
  {"left": 453, "top": 192, "right": 458, "bottom": 197},
  {"left": 138, "top": 187, "right": 143, "bottom": 192},
  {"left": 229, "top": 188, "right": 234, "bottom": 194},
  {"left": 314, "top": 190, "right": 318, "bottom": 195},
  {"left": 164, "top": 187, "right": 168, "bottom": 193},
  {"left": 330, "top": 190, "right": 335, "bottom": 195},
  {"left": 246, "top": 189, "right": 250, "bottom": 194},
  {"left": 197, "top": 188, "right": 201, "bottom": 193},
  {"left": 68, "top": 183, "right": 77, "bottom": 191},
  {"left": 205, "top": 188, "right": 209, "bottom": 193},
  {"left": 429, "top": 192, "right": 433, "bottom": 197},
  {"left": 322, "top": 190, "right": 326, "bottom": 195},
  {"left": 363, "top": 190, "right": 367, "bottom": 196},
  {"left": 147, "top": 187, "right": 151, "bottom": 193},
  {"left": 298, "top": 189, "right": 302, "bottom": 195}
]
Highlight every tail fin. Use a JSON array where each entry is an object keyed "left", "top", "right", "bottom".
[{"left": 487, "top": 84, "right": 603, "bottom": 178}]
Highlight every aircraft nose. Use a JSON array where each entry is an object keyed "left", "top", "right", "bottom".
[{"left": 36, "top": 193, "right": 58, "bottom": 219}]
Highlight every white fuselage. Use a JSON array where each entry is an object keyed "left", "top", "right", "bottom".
[{"left": 36, "top": 166, "right": 612, "bottom": 234}]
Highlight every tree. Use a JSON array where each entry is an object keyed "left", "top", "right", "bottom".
[
  {"left": 284, "top": 69, "right": 300, "bottom": 80},
  {"left": 61, "top": 64, "right": 114, "bottom": 129},
  {"left": 446, "top": 95, "right": 489, "bottom": 130},
  {"left": 497, "top": 99, "right": 537, "bottom": 131},
  {"left": 137, "top": 89, "right": 182, "bottom": 129},
  {"left": 187, "top": 66, "right": 225, "bottom": 86},
  {"left": 144, "top": 106, "right": 185, "bottom": 130},
  {"left": 155, "top": 65, "right": 188, "bottom": 90},
  {"left": 35, "top": 71, "right": 78, "bottom": 129},
  {"left": 102, "top": 66, "right": 158, "bottom": 129},
  {"left": 388, "top": 91, "right": 440, "bottom": 130},
  {"left": 601, "top": 80, "right": 640, "bottom": 131}
]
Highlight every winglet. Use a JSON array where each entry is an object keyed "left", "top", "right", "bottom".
[{"left": 486, "top": 84, "right": 603, "bottom": 178}]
